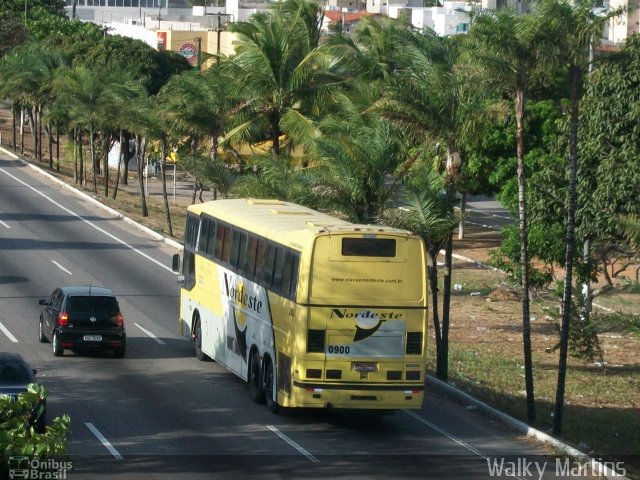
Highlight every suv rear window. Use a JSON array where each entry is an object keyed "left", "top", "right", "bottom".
[{"left": 67, "top": 296, "right": 119, "bottom": 315}]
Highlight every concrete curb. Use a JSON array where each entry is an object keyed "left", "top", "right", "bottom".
[
  {"left": 427, "top": 377, "right": 629, "bottom": 479},
  {"left": 1, "top": 146, "right": 183, "bottom": 251}
]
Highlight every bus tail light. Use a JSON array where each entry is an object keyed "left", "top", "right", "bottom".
[{"left": 57, "top": 312, "right": 69, "bottom": 327}]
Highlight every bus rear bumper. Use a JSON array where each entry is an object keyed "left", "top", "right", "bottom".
[{"left": 288, "top": 381, "right": 425, "bottom": 409}]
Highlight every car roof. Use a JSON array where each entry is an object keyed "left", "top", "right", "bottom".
[
  {"left": 0, "top": 351, "right": 28, "bottom": 363},
  {"left": 59, "top": 285, "right": 115, "bottom": 296}
]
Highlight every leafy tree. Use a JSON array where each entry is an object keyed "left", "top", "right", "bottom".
[
  {"left": 80, "top": 35, "right": 191, "bottom": 96},
  {"left": 0, "top": 12, "right": 28, "bottom": 57},
  {"left": 0, "top": 0, "right": 66, "bottom": 19},
  {"left": 0, "top": 385, "right": 70, "bottom": 477}
]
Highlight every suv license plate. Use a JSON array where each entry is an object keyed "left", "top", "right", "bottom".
[
  {"left": 83, "top": 335, "right": 102, "bottom": 342},
  {"left": 353, "top": 362, "right": 377, "bottom": 372}
]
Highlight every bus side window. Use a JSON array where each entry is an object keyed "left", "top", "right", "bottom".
[
  {"left": 205, "top": 219, "right": 217, "bottom": 258},
  {"left": 183, "top": 250, "right": 196, "bottom": 290},
  {"left": 215, "top": 224, "right": 231, "bottom": 262},
  {"left": 198, "top": 217, "right": 209, "bottom": 254},
  {"left": 243, "top": 236, "right": 258, "bottom": 278},
  {"left": 185, "top": 214, "right": 199, "bottom": 249},
  {"left": 262, "top": 243, "right": 276, "bottom": 286},
  {"left": 230, "top": 230, "right": 247, "bottom": 270},
  {"left": 272, "top": 246, "right": 285, "bottom": 291},
  {"left": 281, "top": 251, "right": 299, "bottom": 298},
  {"left": 254, "top": 239, "right": 266, "bottom": 282}
]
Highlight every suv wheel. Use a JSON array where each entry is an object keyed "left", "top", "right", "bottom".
[{"left": 52, "top": 332, "right": 64, "bottom": 357}]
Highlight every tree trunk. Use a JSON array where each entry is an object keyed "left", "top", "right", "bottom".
[
  {"left": 38, "top": 106, "right": 43, "bottom": 163},
  {"left": 89, "top": 128, "right": 97, "bottom": 194},
  {"left": 48, "top": 123, "right": 53, "bottom": 169},
  {"left": 103, "top": 131, "right": 110, "bottom": 197},
  {"left": 515, "top": 85, "right": 535, "bottom": 425},
  {"left": 554, "top": 65, "right": 582, "bottom": 435},
  {"left": 458, "top": 192, "right": 466, "bottom": 240},
  {"left": 427, "top": 250, "right": 442, "bottom": 373},
  {"left": 20, "top": 107, "right": 24, "bottom": 155},
  {"left": 78, "top": 130, "right": 84, "bottom": 186},
  {"left": 439, "top": 232, "right": 453, "bottom": 381},
  {"left": 136, "top": 135, "right": 148, "bottom": 217},
  {"left": 113, "top": 129, "right": 123, "bottom": 200},
  {"left": 160, "top": 136, "right": 173, "bottom": 236},
  {"left": 12, "top": 104, "right": 16, "bottom": 150},
  {"left": 56, "top": 128, "right": 60, "bottom": 171}
]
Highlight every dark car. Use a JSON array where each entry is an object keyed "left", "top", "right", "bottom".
[
  {"left": 0, "top": 352, "right": 46, "bottom": 433},
  {"left": 38, "top": 286, "right": 126, "bottom": 358}
]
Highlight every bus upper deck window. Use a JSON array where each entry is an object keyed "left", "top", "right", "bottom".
[{"left": 342, "top": 238, "right": 396, "bottom": 257}]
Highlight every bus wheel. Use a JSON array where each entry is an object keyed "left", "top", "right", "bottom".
[
  {"left": 193, "top": 315, "right": 207, "bottom": 361},
  {"left": 263, "top": 357, "right": 278, "bottom": 414},
  {"left": 249, "top": 350, "right": 265, "bottom": 404}
]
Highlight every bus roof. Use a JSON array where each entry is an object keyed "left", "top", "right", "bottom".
[{"left": 187, "top": 199, "right": 414, "bottom": 250}]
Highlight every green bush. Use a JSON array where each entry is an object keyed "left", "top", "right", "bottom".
[{"left": 0, "top": 384, "right": 70, "bottom": 477}]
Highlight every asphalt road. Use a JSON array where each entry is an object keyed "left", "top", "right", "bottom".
[{"left": 0, "top": 156, "right": 582, "bottom": 479}]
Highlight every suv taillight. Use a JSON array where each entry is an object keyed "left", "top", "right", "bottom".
[
  {"left": 57, "top": 312, "right": 69, "bottom": 327},
  {"left": 116, "top": 313, "right": 124, "bottom": 327}
]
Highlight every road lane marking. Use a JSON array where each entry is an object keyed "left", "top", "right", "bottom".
[
  {"left": 404, "top": 411, "right": 486, "bottom": 457},
  {"left": 0, "top": 167, "right": 172, "bottom": 273},
  {"left": 134, "top": 322, "right": 166, "bottom": 345},
  {"left": 267, "top": 425, "right": 320, "bottom": 463},
  {"left": 0, "top": 220, "right": 9, "bottom": 229},
  {"left": 0, "top": 321, "right": 18, "bottom": 343},
  {"left": 51, "top": 260, "right": 73, "bottom": 275},
  {"left": 404, "top": 411, "right": 527, "bottom": 480},
  {"left": 85, "top": 423, "right": 123, "bottom": 460}
]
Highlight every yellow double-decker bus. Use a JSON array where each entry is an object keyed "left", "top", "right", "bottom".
[{"left": 172, "top": 199, "right": 428, "bottom": 412}]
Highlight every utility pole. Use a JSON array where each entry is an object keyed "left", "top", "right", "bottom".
[
  {"left": 194, "top": 37, "right": 202, "bottom": 70},
  {"left": 216, "top": 13, "right": 222, "bottom": 65}
]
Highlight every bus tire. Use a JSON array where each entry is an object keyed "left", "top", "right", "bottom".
[
  {"left": 263, "top": 357, "right": 278, "bottom": 414},
  {"left": 249, "top": 350, "right": 265, "bottom": 404},
  {"left": 193, "top": 315, "right": 208, "bottom": 361}
]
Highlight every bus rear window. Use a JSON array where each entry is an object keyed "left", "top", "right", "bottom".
[{"left": 342, "top": 238, "right": 396, "bottom": 257}]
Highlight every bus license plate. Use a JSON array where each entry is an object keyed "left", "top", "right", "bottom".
[
  {"left": 352, "top": 362, "right": 377, "bottom": 372},
  {"left": 83, "top": 335, "right": 102, "bottom": 342}
]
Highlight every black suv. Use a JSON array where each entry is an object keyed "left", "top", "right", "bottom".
[{"left": 38, "top": 286, "right": 126, "bottom": 358}]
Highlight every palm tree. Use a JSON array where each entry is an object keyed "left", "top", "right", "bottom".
[
  {"left": 310, "top": 106, "right": 406, "bottom": 223},
  {"left": 464, "top": 6, "right": 558, "bottom": 424},
  {"left": 369, "top": 26, "right": 488, "bottom": 379},
  {"left": 157, "top": 66, "right": 233, "bottom": 200},
  {"left": 538, "top": 0, "right": 626, "bottom": 435},
  {"left": 52, "top": 65, "right": 109, "bottom": 194},
  {"left": 224, "top": 6, "right": 338, "bottom": 157},
  {"left": 380, "top": 165, "right": 457, "bottom": 380}
]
